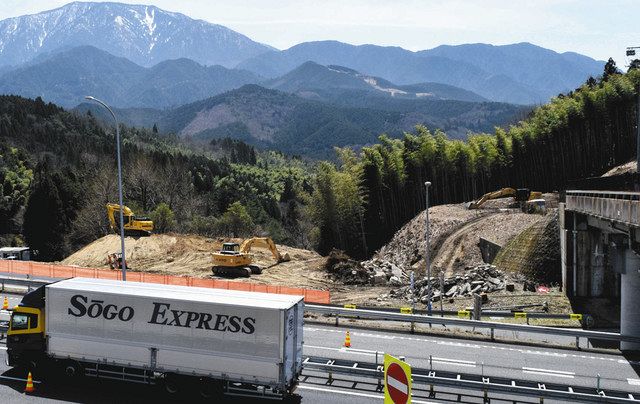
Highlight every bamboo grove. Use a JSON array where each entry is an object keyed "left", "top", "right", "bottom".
[{"left": 311, "top": 67, "right": 640, "bottom": 259}]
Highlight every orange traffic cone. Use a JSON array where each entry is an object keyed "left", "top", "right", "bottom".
[
  {"left": 24, "top": 371, "right": 34, "bottom": 393},
  {"left": 344, "top": 330, "right": 351, "bottom": 348},
  {"left": 2, "top": 297, "right": 8, "bottom": 310}
]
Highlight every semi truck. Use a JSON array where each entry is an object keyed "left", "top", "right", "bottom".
[{"left": 6, "top": 278, "right": 304, "bottom": 399}]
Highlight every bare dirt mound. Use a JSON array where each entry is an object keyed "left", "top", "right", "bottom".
[
  {"left": 61, "top": 234, "right": 326, "bottom": 289},
  {"left": 366, "top": 203, "right": 486, "bottom": 275}
]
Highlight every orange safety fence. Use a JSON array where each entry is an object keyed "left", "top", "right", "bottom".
[{"left": 0, "top": 260, "right": 330, "bottom": 304}]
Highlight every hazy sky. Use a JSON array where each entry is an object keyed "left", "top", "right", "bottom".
[{"left": 0, "top": 0, "right": 638, "bottom": 64}]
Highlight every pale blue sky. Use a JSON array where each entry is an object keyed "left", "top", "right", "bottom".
[{"left": 1, "top": 0, "right": 638, "bottom": 64}]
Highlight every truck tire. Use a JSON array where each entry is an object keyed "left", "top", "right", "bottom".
[
  {"left": 64, "top": 360, "right": 83, "bottom": 378},
  {"left": 163, "top": 374, "right": 182, "bottom": 395},
  {"left": 198, "top": 377, "right": 223, "bottom": 398}
]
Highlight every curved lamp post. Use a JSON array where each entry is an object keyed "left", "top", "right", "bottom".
[{"left": 85, "top": 96, "right": 127, "bottom": 281}]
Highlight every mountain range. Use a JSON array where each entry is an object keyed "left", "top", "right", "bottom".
[
  {"left": 0, "top": 1, "right": 607, "bottom": 158},
  {"left": 0, "top": 45, "right": 260, "bottom": 108},
  {"left": 239, "top": 41, "right": 604, "bottom": 104},
  {"left": 0, "top": 45, "right": 489, "bottom": 108},
  {"left": 75, "top": 84, "right": 526, "bottom": 158},
  {"left": 0, "top": 1, "right": 271, "bottom": 68},
  {"left": 0, "top": 2, "right": 605, "bottom": 106}
]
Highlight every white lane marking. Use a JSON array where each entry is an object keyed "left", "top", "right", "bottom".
[
  {"left": 297, "top": 384, "right": 437, "bottom": 403},
  {"left": 357, "top": 332, "right": 395, "bottom": 340},
  {"left": 305, "top": 326, "right": 626, "bottom": 365},
  {"left": 304, "top": 345, "right": 380, "bottom": 357},
  {"left": 387, "top": 375, "right": 408, "bottom": 394},
  {"left": 628, "top": 378, "right": 640, "bottom": 386},
  {"left": 0, "top": 346, "right": 6, "bottom": 350},
  {"left": 297, "top": 384, "right": 383, "bottom": 399},
  {"left": 522, "top": 367, "right": 575, "bottom": 378},
  {"left": 437, "top": 341, "right": 481, "bottom": 349},
  {"left": 524, "top": 350, "right": 567, "bottom": 358},
  {"left": 431, "top": 357, "right": 476, "bottom": 367}
]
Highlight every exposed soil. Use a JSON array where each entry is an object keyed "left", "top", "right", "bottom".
[{"left": 60, "top": 193, "right": 569, "bottom": 314}]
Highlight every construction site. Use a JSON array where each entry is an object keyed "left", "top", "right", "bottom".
[{"left": 56, "top": 189, "right": 573, "bottom": 322}]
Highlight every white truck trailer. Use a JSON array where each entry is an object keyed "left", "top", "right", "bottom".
[{"left": 6, "top": 277, "right": 304, "bottom": 398}]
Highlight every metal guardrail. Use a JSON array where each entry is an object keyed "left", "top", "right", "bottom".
[
  {"left": 566, "top": 190, "right": 640, "bottom": 226},
  {"left": 0, "top": 276, "right": 629, "bottom": 345},
  {"left": 303, "top": 356, "right": 639, "bottom": 403},
  {"left": 0, "top": 276, "right": 49, "bottom": 292},
  {"left": 319, "top": 302, "right": 588, "bottom": 324},
  {"left": 306, "top": 305, "right": 640, "bottom": 346}
]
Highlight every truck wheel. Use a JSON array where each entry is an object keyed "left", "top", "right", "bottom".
[
  {"left": 163, "top": 374, "right": 181, "bottom": 395},
  {"left": 64, "top": 361, "right": 83, "bottom": 378},
  {"left": 199, "top": 378, "right": 223, "bottom": 398}
]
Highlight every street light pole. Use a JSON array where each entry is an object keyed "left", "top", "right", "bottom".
[
  {"left": 425, "top": 181, "right": 432, "bottom": 315},
  {"left": 85, "top": 96, "right": 127, "bottom": 281}
]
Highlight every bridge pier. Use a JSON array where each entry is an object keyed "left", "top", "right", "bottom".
[
  {"left": 562, "top": 191, "right": 640, "bottom": 351},
  {"left": 621, "top": 249, "right": 640, "bottom": 351}
]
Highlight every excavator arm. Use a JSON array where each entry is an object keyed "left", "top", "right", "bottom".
[
  {"left": 105, "top": 203, "right": 153, "bottom": 236},
  {"left": 467, "top": 188, "right": 544, "bottom": 211},
  {"left": 467, "top": 188, "right": 516, "bottom": 209},
  {"left": 239, "top": 237, "right": 291, "bottom": 262}
]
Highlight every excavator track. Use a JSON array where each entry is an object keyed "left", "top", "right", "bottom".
[{"left": 212, "top": 266, "right": 252, "bottom": 278}]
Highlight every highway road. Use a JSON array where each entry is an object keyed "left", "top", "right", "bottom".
[{"left": 0, "top": 292, "right": 638, "bottom": 402}]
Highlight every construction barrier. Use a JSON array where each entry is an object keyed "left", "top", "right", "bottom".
[{"left": 0, "top": 260, "right": 330, "bottom": 304}]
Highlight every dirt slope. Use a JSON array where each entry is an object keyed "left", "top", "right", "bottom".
[
  {"left": 61, "top": 234, "right": 327, "bottom": 289},
  {"left": 432, "top": 211, "right": 547, "bottom": 276}
]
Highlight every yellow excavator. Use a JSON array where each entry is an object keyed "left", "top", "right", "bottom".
[
  {"left": 106, "top": 203, "right": 154, "bottom": 237},
  {"left": 467, "top": 188, "right": 545, "bottom": 213},
  {"left": 212, "top": 237, "right": 291, "bottom": 278}
]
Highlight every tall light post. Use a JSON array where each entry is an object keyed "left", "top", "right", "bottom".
[
  {"left": 425, "top": 181, "right": 432, "bottom": 315},
  {"left": 85, "top": 96, "right": 127, "bottom": 281},
  {"left": 625, "top": 47, "right": 640, "bottom": 175}
]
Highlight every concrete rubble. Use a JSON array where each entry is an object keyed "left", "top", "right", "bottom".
[{"left": 385, "top": 263, "right": 515, "bottom": 302}]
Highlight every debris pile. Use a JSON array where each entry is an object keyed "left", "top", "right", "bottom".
[
  {"left": 324, "top": 249, "right": 373, "bottom": 285},
  {"left": 388, "top": 263, "right": 514, "bottom": 303}
]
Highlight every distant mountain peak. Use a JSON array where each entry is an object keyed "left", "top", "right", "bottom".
[{"left": 0, "top": 1, "right": 272, "bottom": 68}]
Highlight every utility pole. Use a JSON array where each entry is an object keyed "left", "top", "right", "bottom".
[{"left": 425, "top": 181, "right": 432, "bottom": 315}]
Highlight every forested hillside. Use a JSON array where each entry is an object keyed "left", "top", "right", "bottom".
[
  {"left": 1, "top": 60, "right": 635, "bottom": 263},
  {"left": 0, "top": 95, "right": 311, "bottom": 260},
  {"left": 311, "top": 61, "right": 639, "bottom": 258}
]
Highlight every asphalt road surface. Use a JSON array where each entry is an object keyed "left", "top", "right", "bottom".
[{"left": 0, "top": 292, "right": 638, "bottom": 403}]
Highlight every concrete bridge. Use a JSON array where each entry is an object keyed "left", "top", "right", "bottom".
[{"left": 561, "top": 190, "right": 640, "bottom": 350}]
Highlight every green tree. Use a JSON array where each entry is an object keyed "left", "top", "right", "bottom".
[
  {"left": 150, "top": 202, "right": 175, "bottom": 233},
  {"left": 23, "top": 165, "right": 67, "bottom": 261},
  {"left": 603, "top": 57, "right": 618, "bottom": 81},
  {"left": 217, "top": 201, "right": 255, "bottom": 237}
]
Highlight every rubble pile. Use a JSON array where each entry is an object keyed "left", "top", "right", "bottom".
[
  {"left": 367, "top": 205, "right": 484, "bottom": 273},
  {"left": 361, "top": 258, "right": 407, "bottom": 286},
  {"left": 388, "top": 264, "right": 514, "bottom": 303},
  {"left": 324, "top": 249, "right": 373, "bottom": 285}
]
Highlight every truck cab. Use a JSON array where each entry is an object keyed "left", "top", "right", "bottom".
[{"left": 6, "top": 287, "right": 46, "bottom": 367}]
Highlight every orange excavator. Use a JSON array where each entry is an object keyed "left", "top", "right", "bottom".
[{"left": 212, "top": 237, "right": 291, "bottom": 278}]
